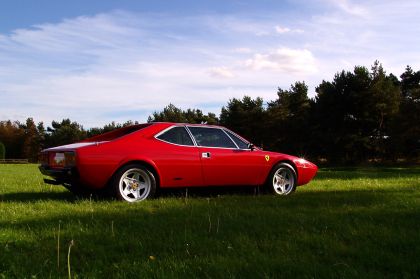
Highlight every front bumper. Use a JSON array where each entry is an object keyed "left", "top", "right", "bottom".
[{"left": 39, "top": 165, "right": 79, "bottom": 185}]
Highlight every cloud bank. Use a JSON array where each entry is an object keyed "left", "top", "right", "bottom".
[{"left": 0, "top": 1, "right": 419, "bottom": 127}]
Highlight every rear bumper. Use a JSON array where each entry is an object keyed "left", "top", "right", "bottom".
[{"left": 39, "top": 165, "right": 79, "bottom": 185}]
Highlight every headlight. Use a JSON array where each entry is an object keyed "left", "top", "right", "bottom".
[{"left": 296, "top": 158, "right": 309, "bottom": 167}]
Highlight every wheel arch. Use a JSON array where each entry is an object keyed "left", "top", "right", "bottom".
[
  {"left": 110, "top": 159, "right": 161, "bottom": 188},
  {"left": 265, "top": 160, "right": 298, "bottom": 185}
]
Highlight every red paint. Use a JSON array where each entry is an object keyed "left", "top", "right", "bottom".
[{"left": 39, "top": 123, "right": 317, "bottom": 190}]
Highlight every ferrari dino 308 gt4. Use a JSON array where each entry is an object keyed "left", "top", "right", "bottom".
[{"left": 39, "top": 123, "right": 317, "bottom": 202}]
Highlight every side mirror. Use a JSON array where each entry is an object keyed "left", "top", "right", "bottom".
[{"left": 248, "top": 143, "right": 255, "bottom": 151}]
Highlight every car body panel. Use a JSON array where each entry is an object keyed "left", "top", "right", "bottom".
[
  {"left": 198, "top": 147, "right": 266, "bottom": 186},
  {"left": 142, "top": 138, "right": 203, "bottom": 187},
  {"left": 39, "top": 122, "right": 317, "bottom": 191}
]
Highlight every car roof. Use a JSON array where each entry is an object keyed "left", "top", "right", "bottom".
[{"left": 151, "top": 122, "right": 225, "bottom": 129}]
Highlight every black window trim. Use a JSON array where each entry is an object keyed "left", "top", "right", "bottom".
[
  {"left": 185, "top": 125, "right": 239, "bottom": 150},
  {"left": 221, "top": 129, "right": 240, "bottom": 149},
  {"left": 154, "top": 125, "right": 196, "bottom": 147},
  {"left": 223, "top": 128, "right": 251, "bottom": 150}
]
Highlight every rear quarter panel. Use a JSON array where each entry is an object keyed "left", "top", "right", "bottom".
[
  {"left": 75, "top": 124, "right": 169, "bottom": 189},
  {"left": 75, "top": 123, "right": 204, "bottom": 189}
]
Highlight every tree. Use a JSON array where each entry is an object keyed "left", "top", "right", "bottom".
[
  {"left": 44, "top": 119, "right": 87, "bottom": 148},
  {"left": 148, "top": 103, "right": 218, "bottom": 124},
  {"left": 87, "top": 121, "right": 134, "bottom": 138},
  {"left": 368, "top": 61, "right": 401, "bottom": 159},
  {"left": 148, "top": 104, "right": 188, "bottom": 123},
  {"left": 19, "top": 118, "right": 45, "bottom": 162},
  {"left": 183, "top": 109, "right": 218, "bottom": 125},
  {"left": 312, "top": 61, "right": 400, "bottom": 163},
  {"left": 0, "top": 120, "right": 25, "bottom": 159},
  {"left": 266, "top": 81, "right": 311, "bottom": 155},
  {"left": 0, "top": 141, "right": 5, "bottom": 159},
  {"left": 220, "top": 96, "right": 265, "bottom": 146},
  {"left": 389, "top": 65, "right": 420, "bottom": 160}
]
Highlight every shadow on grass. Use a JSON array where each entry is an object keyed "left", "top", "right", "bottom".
[
  {"left": 1, "top": 183, "right": 418, "bottom": 206},
  {"left": 0, "top": 187, "right": 419, "bottom": 278},
  {"left": 0, "top": 186, "right": 261, "bottom": 202},
  {"left": 317, "top": 167, "right": 420, "bottom": 180},
  {"left": 0, "top": 191, "right": 75, "bottom": 202}
]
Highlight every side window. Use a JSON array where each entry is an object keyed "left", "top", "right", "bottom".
[
  {"left": 188, "top": 127, "right": 236, "bottom": 148},
  {"left": 225, "top": 130, "right": 249, "bottom": 149},
  {"left": 156, "top": 126, "right": 194, "bottom": 146}
]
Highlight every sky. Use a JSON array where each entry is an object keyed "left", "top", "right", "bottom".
[{"left": 1, "top": 0, "right": 419, "bottom": 127}]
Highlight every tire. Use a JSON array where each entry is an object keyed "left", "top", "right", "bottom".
[
  {"left": 267, "top": 163, "right": 297, "bottom": 196},
  {"left": 111, "top": 164, "right": 156, "bottom": 202}
]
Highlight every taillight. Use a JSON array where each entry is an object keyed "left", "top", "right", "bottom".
[
  {"left": 48, "top": 151, "right": 76, "bottom": 168},
  {"left": 64, "top": 152, "right": 76, "bottom": 167}
]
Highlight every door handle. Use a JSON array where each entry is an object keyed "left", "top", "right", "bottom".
[{"left": 202, "top": 152, "right": 211, "bottom": 158}]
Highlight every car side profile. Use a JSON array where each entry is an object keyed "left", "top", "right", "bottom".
[{"left": 39, "top": 122, "right": 318, "bottom": 202}]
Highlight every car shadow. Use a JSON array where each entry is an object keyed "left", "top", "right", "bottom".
[
  {"left": 2, "top": 183, "right": 417, "bottom": 203},
  {"left": 159, "top": 185, "right": 263, "bottom": 198},
  {"left": 0, "top": 186, "right": 264, "bottom": 202},
  {"left": 0, "top": 191, "right": 76, "bottom": 202}
]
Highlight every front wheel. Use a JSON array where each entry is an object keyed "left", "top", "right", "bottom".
[
  {"left": 111, "top": 164, "right": 156, "bottom": 202},
  {"left": 267, "top": 163, "right": 297, "bottom": 196}
]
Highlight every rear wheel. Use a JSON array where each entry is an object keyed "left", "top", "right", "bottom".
[
  {"left": 111, "top": 164, "right": 156, "bottom": 202},
  {"left": 267, "top": 163, "right": 296, "bottom": 196}
]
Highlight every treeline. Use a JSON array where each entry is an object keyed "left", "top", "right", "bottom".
[
  {"left": 1, "top": 61, "right": 419, "bottom": 164},
  {"left": 149, "top": 61, "right": 420, "bottom": 164},
  {"left": 0, "top": 119, "right": 138, "bottom": 162}
]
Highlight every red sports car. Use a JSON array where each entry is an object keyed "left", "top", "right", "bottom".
[{"left": 39, "top": 122, "right": 317, "bottom": 202}]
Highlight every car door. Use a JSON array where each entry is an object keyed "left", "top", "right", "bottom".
[
  {"left": 153, "top": 126, "right": 203, "bottom": 187},
  {"left": 187, "top": 126, "right": 264, "bottom": 186}
]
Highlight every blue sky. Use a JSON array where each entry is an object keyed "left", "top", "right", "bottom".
[{"left": 1, "top": 0, "right": 419, "bottom": 127}]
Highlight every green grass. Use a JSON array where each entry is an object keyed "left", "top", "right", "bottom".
[{"left": 0, "top": 164, "right": 419, "bottom": 278}]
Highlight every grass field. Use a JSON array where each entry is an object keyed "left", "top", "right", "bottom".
[{"left": 0, "top": 164, "right": 419, "bottom": 278}]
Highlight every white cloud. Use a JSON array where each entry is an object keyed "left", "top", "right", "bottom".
[
  {"left": 275, "top": 25, "right": 304, "bottom": 34},
  {"left": 6, "top": 12, "right": 139, "bottom": 54},
  {"left": 203, "top": 16, "right": 271, "bottom": 36},
  {"left": 275, "top": 26, "right": 291, "bottom": 33},
  {"left": 209, "top": 67, "right": 235, "bottom": 78},
  {"left": 245, "top": 48, "right": 317, "bottom": 74},
  {"left": 233, "top": 47, "right": 252, "bottom": 53},
  {"left": 333, "top": 0, "right": 368, "bottom": 17},
  {"left": 306, "top": 0, "right": 420, "bottom": 78},
  {"left": 1, "top": 11, "right": 323, "bottom": 127},
  {"left": 1, "top": 2, "right": 420, "bottom": 127}
]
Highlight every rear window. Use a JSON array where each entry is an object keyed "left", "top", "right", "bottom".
[
  {"left": 83, "top": 124, "right": 152, "bottom": 142},
  {"left": 156, "top": 126, "right": 194, "bottom": 146}
]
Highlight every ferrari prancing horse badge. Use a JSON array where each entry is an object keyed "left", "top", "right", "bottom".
[{"left": 265, "top": 155, "right": 270, "bottom": 162}]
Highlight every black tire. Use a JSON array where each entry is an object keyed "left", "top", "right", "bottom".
[
  {"left": 267, "top": 163, "right": 297, "bottom": 196},
  {"left": 110, "top": 164, "right": 156, "bottom": 202}
]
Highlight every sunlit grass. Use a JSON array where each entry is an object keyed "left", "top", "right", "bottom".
[{"left": 0, "top": 164, "right": 419, "bottom": 278}]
